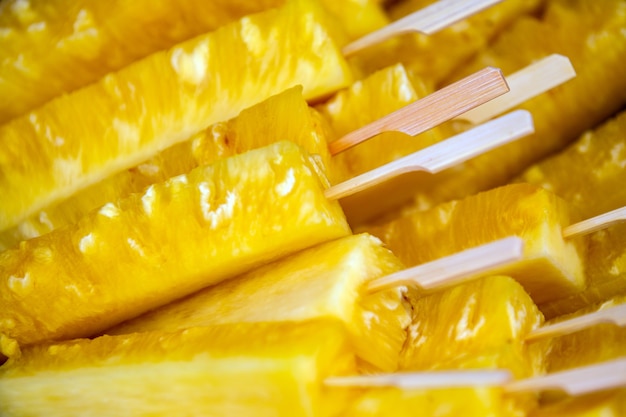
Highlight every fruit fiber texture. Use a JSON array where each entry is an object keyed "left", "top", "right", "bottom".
[
  {"left": 362, "top": 183, "right": 586, "bottom": 304},
  {"left": 0, "top": 0, "right": 284, "bottom": 124},
  {"left": 0, "top": 86, "right": 330, "bottom": 251},
  {"left": 0, "top": 141, "right": 351, "bottom": 349},
  {"left": 400, "top": 276, "right": 546, "bottom": 380},
  {"left": 0, "top": 0, "right": 353, "bottom": 233},
  {"left": 109, "top": 234, "right": 411, "bottom": 372},
  {"left": 0, "top": 321, "right": 356, "bottom": 417}
]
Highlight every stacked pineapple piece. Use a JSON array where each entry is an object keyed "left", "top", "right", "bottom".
[{"left": 2, "top": 0, "right": 626, "bottom": 415}]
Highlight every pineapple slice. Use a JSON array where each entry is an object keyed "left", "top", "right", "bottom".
[
  {"left": 0, "top": 0, "right": 285, "bottom": 124},
  {"left": 108, "top": 233, "right": 411, "bottom": 372},
  {"left": 0, "top": 0, "right": 353, "bottom": 233},
  {"left": 342, "top": 386, "right": 528, "bottom": 417},
  {"left": 514, "top": 110, "right": 626, "bottom": 317},
  {"left": 400, "top": 276, "right": 546, "bottom": 379},
  {"left": 363, "top": 184, "right": 586, "bottom": 304},
  {"left": 351, "top": 0, "right": 542, "bottom": 83},
  {"left": 529, "top": 389, "right": 626, "bottom": 417},
  {"left": 405, "top": 0, "right": 626, "bottom": 210},
  {"left": 0, "top": 86, "right": 330, "bottom": 251},
  {"left": 0, "top": 141, "right": 350, "bottom": 348},
  {"left": 0, "top": 321, "right": 356, "bottom": 417}
]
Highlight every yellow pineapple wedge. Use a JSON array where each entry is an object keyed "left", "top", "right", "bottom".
[
  {"left": 0, "top": 141, "right": 350, "bottom": 348},
  {"left": 108, "top": 234, "right": 410, "bottom": 372},
  {"left": 350, "top": 0, "right": 542, "bottom": 82},
  {"left": 342, "top": 385, "right": 528, "bottom": 417},
  {"left": 0, "top": 321, "right": 356, "bottom": 417},
  {"left": 403, "top": 0, "right": 626, "bottom": 210},
  {"left": 363, "top": 184, "right": 586, "bottom": 304},
  {"left": 514, "top": 110, "right": 626, "bottom": 317},
  {"left": 400, "top": 276, "right": 546, "bottom": 380},
  {"left": 529, "top": 389, "right": 626, "bottom": 417},
  {"left": 0, "top": 86, "right": 330, "bottom": 251},
  {"left": 0, "top": 0, "right": 285, "bottom": 124},
  {"left": 0, "top": 0, "right": 353, "bottom": 234},
  {"left": 541, "top": 297, "right": 626, "bottom": 373}
]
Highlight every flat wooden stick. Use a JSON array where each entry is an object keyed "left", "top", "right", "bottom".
[
  {"left": 526, "top": 303, "right": 626, "bottom": 342},
  {"left": 505, "top": 358, "right": 626, "bottom": 396},
  {"left": 563, "top": 206, "right": 626, "bottom": 239},
  {"left": 328, "top": 67, "right": 509, "bottom": 155},
  {"left": 457, "top": 54, "right": 576, "bottom": 124},
  {"left": 325, "top": 369, "right": 512, "bottom": 389},
  {"left": 342, "top": 0, "right": 503, "bottom": 56},
  {"left": 365, "top": 236, "right": 524, "bottom": 293},
  {"left": 325, "top": 110, "right": 533, "bottom": 201}
]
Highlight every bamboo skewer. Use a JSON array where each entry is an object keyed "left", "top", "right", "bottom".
[
  {"left": 327, "top": 67, "right": 509, "bottom": 155},
  {"left": 457, "top": 54, "right": 577, "bottom": 125},
  {"left": 325, "top": 110, "right": 533, "bottom": 200},
  {"left": 342, "top": 0, "right": 503, "bottom": 56},
  {"left": 365, "top": 237, "right": 524, "bottom": 293},
  {"left": 562, "top": 206, "right": 626, "bottom": 238},
  {"left": 526, "top": 303, "right": 626, "bottom": 342},
  {"left": 326, "top": 369, "right": 512, "bottom": 388},
  {"left": 505, "top": 358, "right": 626, "bottom": 396}
]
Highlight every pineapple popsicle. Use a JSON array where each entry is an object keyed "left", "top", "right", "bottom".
[
  {"left": 515, "top": 110, "right": 626, "bottom": 317},
  {"left": 108, "top": 233, "right": 411, "bottom": 373},
  {"left": 400, "top": 275, "right": 547, "bottom": 379},
  {"left": 362, "top": 183, "right": 586, "bottom": 304},
  {"left": 0, "top": 141, "right": 351, "bottom": 349},
  {"left": 0, "top": 321, "right": 357, "bottom": 417},
  {"left": 401, "top": 0, "right": 626, "bottom": 211},
  {"left": 0, "top": 86, "right": 330, "bottom": 251},
  {"left": 0, "top": 0, "right": 353, "bottom": 235}
]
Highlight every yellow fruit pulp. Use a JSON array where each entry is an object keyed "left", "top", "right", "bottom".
[
  {"left": 363, "top": 184, "right": 586, "bottom": 304},
  {"left": 109, "top": 234, "right": 410, "bottom": 372},
  {"left": 529, "top": 389, "right": 626, "bottom": 417},
  {"left": 0, "top": 86, "right": 330, "bottom": 251},
  {"left": 400, "top": 276, "right": 546, "bottom": 380},
  {"left": 0, "top": 321, "right": 356, "bottom": 417},
  {"left": 0, "top": 141, "right": 350, "bottom": 347},
  {"left": 405, "top": 0, "right": 626, "bottom": 210},
  {"left": 351, "top": 0, "right": 542, "bottom": 83},
  {"left": 0, "top": 0, "right": 284, "bottom": 124},
  {"left": 342, "top": 386, "right": 528, "bottom": 417},
  {"left": 0, "top": 0, "right": 353, "bottom": 233}
]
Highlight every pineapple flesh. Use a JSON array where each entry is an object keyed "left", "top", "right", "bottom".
[
  {"left": 0, "top": 141, "right": 350, "bottom": 348},
  {"left": 0, "top": 321, "right": 356, "bottom": 417},
  {"left": 0, "top": 86, "right": 331, "bottom": 251},
  {"left": 363, "top": 184, "right": 586, "bottom": 304},
  {"left": 0, "top": 0, "right": 353, "bottom": 234},
  {"left": 108, "top": 233, "right": 411, "bottom": 373},
  {"left": 529, "top": 389, "right": 626, "bottom": 417}
]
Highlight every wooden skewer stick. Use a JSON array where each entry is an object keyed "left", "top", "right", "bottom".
[
  {"left": 526, "top": 303, "right": 626, "bottom": 342},
  {"left": 562, "top": 206, "right": 626, "bottom": 239},
  {"left": 326, "top": 369, "right": 512, "bottom": 389},
  {"left": 365, "top": 236, "right": 524, "bottom": 293},
  {"left": 328, "top": 67, "right": 509, "bottom": 156},
  {"left": 505, "top": 358, "right": 626, "bottom": 396},
  {"left": 325, "top": 110, "right": 533, "bottom": 201},
  {"left": 342, "top": 0, "right": 503, "bottom": 56},
  {"left": 457, "top": 54, "right": 576, "bottom": 125}
]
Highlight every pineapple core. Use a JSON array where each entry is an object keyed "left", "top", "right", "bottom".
[
  {"left": 0, "top": 321, "right": 356, "bottom": 417},
  {"left": 0, "top": 141, "right": 350, "bottom": 348},
  {"left": 109, "top": 233, "right": 411, "bottom": 372},
  {"left": 363, "top": 183, "right": 587, "bottom": 304}
]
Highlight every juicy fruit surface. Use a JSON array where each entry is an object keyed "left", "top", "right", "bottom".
[
  {"left": 0, "top": 141, "right": 350, "bottom": 346},
  {"left": 109, "top": 233, "right": 410, "bottom": 372},
  {"left": 364, "top": 183, "right": 586, "bottom": 304},
  {"left": 0, "top": 0, "right": 284, "bottom": 124},
  {"left": 0, "top": 86, "right": 330, "bottom": 251},
  {"left": 0, "top": 321, "right": 356, "bottom": 417},
  {"left": 400, "top": 276, "right": 545, "bottom": 379},
  {"left": 530, "top": 389, "right": 626, "bottom": 417},
  {"left": 0, "top": 0, "right": 352, "bottom": 232}
]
